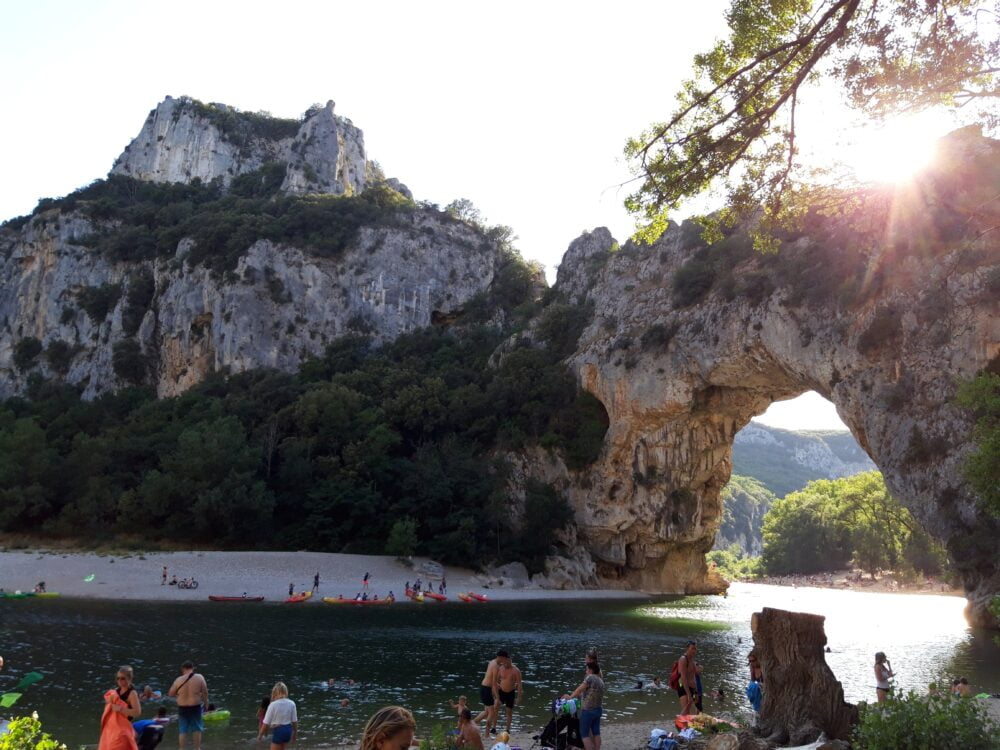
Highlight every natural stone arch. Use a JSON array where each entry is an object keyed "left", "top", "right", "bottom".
[{"left": 551, "top": 128, "right": 1000, "bottom": 625}]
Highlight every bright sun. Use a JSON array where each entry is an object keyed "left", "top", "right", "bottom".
[{"left": 837, "top": 113, "right": 948, "bottom": 184}]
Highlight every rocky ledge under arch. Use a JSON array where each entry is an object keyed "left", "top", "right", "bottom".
[{"left": 548, "top": 127, "right": 999, "bottom": 626}]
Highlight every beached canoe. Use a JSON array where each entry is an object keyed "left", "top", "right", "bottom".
[
  {"left": 422, "top": 591, "right": 447, "bottom": 602},
  {"left": 322, "top": 597, "right": 393, "bottom": 606},
  {"left": 208, "top": 595, "right": 264, "bottom": 602},
  {"left": 466, "top": 592, "right": 489, "bottom": 602},
  {"left": 285, "top": 591, "right": 313, "bottom": 603}
]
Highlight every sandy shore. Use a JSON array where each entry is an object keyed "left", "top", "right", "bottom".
[
  {"left": 0, "top": 548, "right": 644, "bottom": 603},
  {"left": 747, "top": 569, "right": 963, "bottom": 597}
]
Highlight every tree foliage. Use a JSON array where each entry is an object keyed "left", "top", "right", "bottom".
[
  {"left": 955, "top": 372, "right": 1000, "bottom": 516},
  {"left": 761, "top": 471, "right": 948, "bottom": 577},
  {"left": 853, "top": 691, "right": 1000, "bottom": 749},
  {"left": 625, "top": 0, "right": 1000, "bottom": 243},
  {"left": 0, "top": 322, "right": 606, "bottom": 570}
]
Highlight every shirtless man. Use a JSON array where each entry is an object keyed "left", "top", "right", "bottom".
[
  {"left": 168, "top": 661, "right": 209, "bottom": 750},
  {"left": 497, "top": 655, "right": 523, "bottom": 734},
  {"left": 456, "top": 708, "right": 484, "bottom": 750},
  {"left": 676, "top": 641, "right": 700, "bottom": 715},
  {"left": 474, "top": 649, "right": 511, "bottom": 735}
]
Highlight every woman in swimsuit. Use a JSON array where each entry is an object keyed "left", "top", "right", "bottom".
[{"left": 874, "top": 652, "right": 894, "bottom": 703}]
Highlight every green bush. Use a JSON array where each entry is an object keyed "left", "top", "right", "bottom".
[
  {"left": 122, "top": 270, "right": 156, "bottom": 336},
  {"left": 706, "top": 544, "right": 762, "bottom": 580},
  {"left": 13, "top": 337, "right": 43, "bottom": 371},
  {"left": 77, "top": 283, "right": 122, "bottom": 323},
  {"left": 0, "top": 713, "right": 66, "bottom": 750},
  {"left": 853, "top": 692, "right": 1000, "bottom": 749},
  {"left": 955, "top": 373, "right": 1000, "bottom": 517},
  {"left": 44, "top": 340, "right": 74, "bottom": 375},
  {"left": 112, "top": 339, "right": 148, "bottom": 385}
]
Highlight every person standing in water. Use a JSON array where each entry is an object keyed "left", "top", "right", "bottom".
[
  {"left": 168, "top": 661, "right": 209, "bottom": 750},
  {"left": 874, "top": 652, "right": 894, "bottom": 702},
  {"left": 258, "top": 681, "right": 297, "bottom": 750},
  {"left": 496, "top": 653, "right": 523, "bottom": 735},
  {"left": 474, "top": 650, "right": 510, "bottom": 735}
]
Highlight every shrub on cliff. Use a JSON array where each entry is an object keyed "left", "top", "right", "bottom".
[
  {"left": 853, "top": 692, "right": 1000, "bottom": 749},
  {"left": 13, "top": 337, "right": 43, "bottom": 371},
  {"left": 956, "top": 372, "right": 1000, "bottom": 517}
]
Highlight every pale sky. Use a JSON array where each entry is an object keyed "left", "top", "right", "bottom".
[{"left": 4, "top": 0, "right": 957, "bottom": 433}]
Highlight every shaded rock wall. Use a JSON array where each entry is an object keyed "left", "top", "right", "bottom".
[{"left": 550, "top": 129, "right": 999, "bottom": 624}]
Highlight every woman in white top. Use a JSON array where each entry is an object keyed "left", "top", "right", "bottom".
[
  {"left": 258, "top": 682, "right": 298, "bottom": 750},
  {"left": 873, "top": 652, "right": 894, "bottom": 703}
]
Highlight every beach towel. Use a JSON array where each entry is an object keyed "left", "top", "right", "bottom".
[{"left": 99, "top": 690, "right": 138, "bottom": 750}]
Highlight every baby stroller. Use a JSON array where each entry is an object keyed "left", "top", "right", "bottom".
[{"left": 533, "top": 698, "right": 583, "bottom": 750}]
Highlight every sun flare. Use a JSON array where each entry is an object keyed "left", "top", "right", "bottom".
[{"left": 837, "top": 114, "right": 947, "bottom": 184}]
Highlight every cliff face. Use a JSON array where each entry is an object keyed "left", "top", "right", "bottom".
[
  {"left": 0, "top": 210, "right": 497, "bottom": 399},
  {"left": 0, "top": 97, "right": 500, "bottom": 399},
  {"left": 111, "top": 97, "right": 366, "bottom": 196},
  {"left": 549, "top": 128, "right": 999, "bottom": 623}
]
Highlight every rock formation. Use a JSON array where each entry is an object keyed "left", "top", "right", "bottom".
[
  {"left": 111, "top": 96, "right": 366, "bottom": 196},
  {"left": 547, "top": 127, "right": 999, "bottom": 624},
  {"left": 0, "top": 99, "right": 503, "bottom": 399},
  {"left": 750, "top": 607, "right": 857, "bottom": 743}
]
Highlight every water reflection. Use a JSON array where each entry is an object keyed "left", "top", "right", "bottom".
[{"left": 0, "top": 584, "right": 994, "bottom": 749}]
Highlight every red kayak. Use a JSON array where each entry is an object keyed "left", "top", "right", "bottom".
[
  {"left": 422, "top": 591, "right": 447, "bottom": 602},
  {"left": 208, "top": 595, "right": 264, "bottom": 602},
  {"left": 467, "top": 592, "right": 488, "bottom": 602}
]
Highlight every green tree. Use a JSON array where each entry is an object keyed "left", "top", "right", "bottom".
[
  {"left": 625, "top": 0, "right": 1000, "bottom": 243},
  {"left": 385, "top": 517, "right": 419, "bottom": 558},
  {"left": 955, "top": 372, "right": 1000, "bottom": 516}
]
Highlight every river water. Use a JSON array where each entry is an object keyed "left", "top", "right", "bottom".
[{"left": 1, "top": 583, "right": 996, "bottom": 748}]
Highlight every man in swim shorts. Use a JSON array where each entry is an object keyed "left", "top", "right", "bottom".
[
  {"left": 474, "top": 649, "right": 512, "bottom": 735},
  {"left": 496, "top": 654, "right": 523, "bottom": 734},
  {"left": 168, "top": 661, "right": 209, "bottom": 750}
]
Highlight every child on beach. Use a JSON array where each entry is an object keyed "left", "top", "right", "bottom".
[{"left": 448, "top": 696, "right": 468, "bottom": 729}]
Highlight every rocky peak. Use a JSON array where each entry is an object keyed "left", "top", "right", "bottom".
[{"left": 111, "top": 96, "right": 367, "bottom": 196}]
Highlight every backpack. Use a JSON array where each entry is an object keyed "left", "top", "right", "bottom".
[{"left": 668, "top": 659, "right": 681, "bottom": 690}]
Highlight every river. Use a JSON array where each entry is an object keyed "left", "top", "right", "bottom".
[{"left": 0, "top": 583, "right": 996, "bottom": 748}]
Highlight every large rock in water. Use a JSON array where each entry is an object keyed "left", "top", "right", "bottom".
[{"left": 547, "top": 127, "right": 999, "bottom": 625}]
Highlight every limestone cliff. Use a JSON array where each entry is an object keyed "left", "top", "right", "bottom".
[
  {"left": 0, "top": 98, "right": 503, "bottom": 399},
  {"left": 546, "top": 127, "right": 999, "bottom": 624},
  {"left": 111, "top": 96, "right": 366, "bottom": 196}
]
